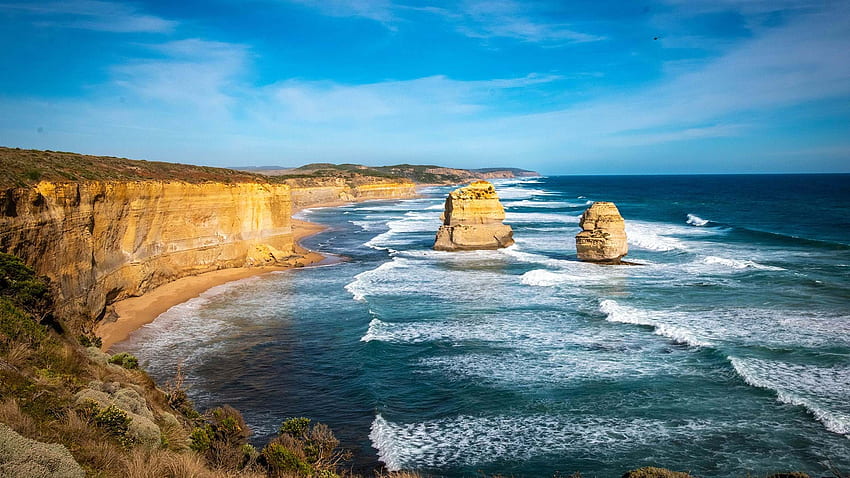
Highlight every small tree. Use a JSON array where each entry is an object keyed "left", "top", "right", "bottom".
[
  {"left": 262, "top": 417, "right": 351, "bottom": 477},
  {"left": 189, "top": 405, "right": 251, "bottom": 471}
]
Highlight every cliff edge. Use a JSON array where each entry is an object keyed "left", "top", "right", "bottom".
[{"left": 434, "top": 181, "right": 514, "bottom": 251}]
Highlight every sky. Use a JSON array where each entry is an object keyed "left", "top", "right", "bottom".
[{"left": 0, "top": 0, "right": 848, "bottom": 174}]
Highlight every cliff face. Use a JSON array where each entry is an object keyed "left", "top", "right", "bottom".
[
  {"left": 575, "top": 201, "right": 628, "bottom": 263},
  {"left": 0, "top": 181, "right": 294, "bottom": 323},
  {"left": 434, "top": 181, "right": 514, "bottom": 251},
  {"left": 286, "top": 178, "right": 416, "bottom": 210}
]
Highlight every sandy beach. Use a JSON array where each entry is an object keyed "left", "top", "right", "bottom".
[{"left": 97, "top": 218, "right": 328, "bottom": 350}]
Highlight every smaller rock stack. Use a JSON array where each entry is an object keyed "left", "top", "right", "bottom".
[
  {"left": 434, "top": 181, "right": 514, "bottom": 251},
  {"left": 575, "top": 201, "right": 628, "bottom": 263}
]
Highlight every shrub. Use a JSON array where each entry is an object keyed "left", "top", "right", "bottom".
[
  {"left": 622, "top": 467, "right": 693, "bottom": 478},
  {"left": 0, "top": 253, "right": 51, "bottom": 316},
  {"left": 79, "top": 334, "right": 103, "bottom": 348},
  {"left": 108, "top": 352, "right": 139, "bottom": 370},
  {"left": 93, "top": 404, "right": 135, "bottom": 448},
  {"left": 261, "top": 417, "right": 349, "bottom": 477},
  {"left": 189, "top": 405, "right": 251, "bottom": 471},
  {"left": 263, "top": 442, "right": 315, "bottom": 477}
]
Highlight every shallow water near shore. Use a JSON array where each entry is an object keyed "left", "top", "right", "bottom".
[{"left": 116, "top": 174, "right": 850, "bottom": 477}]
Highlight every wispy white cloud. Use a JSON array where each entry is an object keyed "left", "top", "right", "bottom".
[
  {"left": 446, "top": 0, "right": 604, "bottom": 44},
  {"left": 284, "top": 0, "right": 396, "bottom": 24},
  {"left": 282, "top": 0, "right": 603, "bottom": 44},
  {"left": 0, "top": 0, "right": 177, "bottom": 33},
  {"left": 112, "top": 39, "right": 249, "bottom": 112}
]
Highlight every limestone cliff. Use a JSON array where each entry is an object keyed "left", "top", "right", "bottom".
[
  {"left": 434, "top": 181, "right": 514, "bottom": 251},
  {"left": 285, "top": 177, "right": 417, "bottom": 210},
  {"left": 575, "top": 201, "right": 628, "bottom": 263},
  {"left": 0, "top": 181, "right": 294, "bottom": 323}
]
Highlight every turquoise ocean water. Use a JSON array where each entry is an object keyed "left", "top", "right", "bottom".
[{"left": 117, "top": 175, "right": 850, "bottom": 477}]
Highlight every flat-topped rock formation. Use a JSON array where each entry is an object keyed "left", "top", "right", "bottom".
[
  {"left": 434, "top": 180, "right": 514, "bottom": 251},
  {"left": 575, "top": 201, "right": 628, "bottom": 263}
]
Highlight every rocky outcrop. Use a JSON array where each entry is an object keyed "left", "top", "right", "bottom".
[
  {"left": 575, "top": 201, "right": 628, "bottom": 263},
  {"left": 0, "top": 423, "right": 85, "bottom": 478},
  {"left": 434, "top": 181, "right": 514, "bottom": 251},
  {"left": 0, "top": 181, "right": 295, "bottom": 323}
]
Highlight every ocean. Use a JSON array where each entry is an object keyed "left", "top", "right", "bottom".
[{"left": 115, "top": 174, "right": 850, "bottom": 477}]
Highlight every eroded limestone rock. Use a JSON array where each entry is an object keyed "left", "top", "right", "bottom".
[
  {"left": 575, "top": 201, "right": 628, "bottom": 263},
  {"left": 434, "top": 181, "right": 514, "bottom": 251}
]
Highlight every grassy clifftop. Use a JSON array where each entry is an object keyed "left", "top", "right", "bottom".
[
  {"left": 0, "top": 147, "right": 273, "bottom": 188},
  {"left": 0, "top": 148, "right": 414, "bottom": 189}
]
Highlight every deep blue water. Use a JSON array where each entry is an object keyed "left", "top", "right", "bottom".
[{"left": 117, "top": 174, "right": 850, "bottom": 477}]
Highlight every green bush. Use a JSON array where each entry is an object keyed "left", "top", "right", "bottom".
[
  {"left": 108, "top": 352, "right": 139, "bottom": 369},
  {"left": 93, "top": 404, "right": 135, "bottom": 448},
  {"left": 262, "top": 417, "right": 348, "bottom": 477},
  {"left": 189, "top": 405, "right": 250, "bottom": 470},
  {"left": 263, "top": 442, "right": 315, "bottom": 477},
  {"left": 622, "top": 467, "right": 693, "bottom": 478},
  {"left": 0, "top": 298, "right": 47, "bottom": 346},
  {"left": 79, "top": 334, "right": 103, "bottom": 348},
  {"left": 0, "top": 253, "right": 51, "bottom": 315}
]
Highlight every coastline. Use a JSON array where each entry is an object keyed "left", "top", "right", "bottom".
[{"left": 97, "top": 218, "right": 327, "bottom": 350}]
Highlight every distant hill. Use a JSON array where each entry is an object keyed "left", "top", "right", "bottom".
[{"left": 239, "top": 163, "right": 540, "bottom": 184}]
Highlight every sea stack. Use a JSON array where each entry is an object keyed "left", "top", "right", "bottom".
[
  {"left": 434, "top": 180, "right": 514, "bottom": 251},
  {"left": 575, "top": 201, "right": 628, "bottom": 263}
]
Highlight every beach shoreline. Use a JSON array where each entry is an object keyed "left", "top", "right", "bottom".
[{"left": 97, "top": 218, "right": 328, "bottom": 350}]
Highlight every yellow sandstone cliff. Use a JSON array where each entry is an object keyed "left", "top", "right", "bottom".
[
  {"left": 285, "top": 177, "right": 417, "bottom": 210},
  {"left": 433, "top": 180, "right": 514, "bottom": 251},
  {"left": 575, "top": 201, "right": 629, "bottom": 263},
  {"left": 0, "top": 180, "right": 295, "bottom": 323}
]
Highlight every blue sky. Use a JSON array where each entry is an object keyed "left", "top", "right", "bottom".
[{"left": 1, "top": 0, "right": 848, "bottom": 174}]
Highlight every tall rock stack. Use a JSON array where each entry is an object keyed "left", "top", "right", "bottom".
[
  {"left": 434, "top": 181, "right": 515, "bottom": 251},
  {"left": 575, "top": 202, "right": 628, "bottom": 263}
]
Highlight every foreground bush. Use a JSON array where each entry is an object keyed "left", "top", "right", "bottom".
[
  {"left": 622, "top": 467, "right": 693, "bottom": 478},
  {"left": 108, "top": 352, "right": 139, "bottom": 370},
  {"left": 190, "top": 405, "right": 255, "bottom": 471},
  {"left": 261, "top": 417, "right": 350, "bottom": 478}
]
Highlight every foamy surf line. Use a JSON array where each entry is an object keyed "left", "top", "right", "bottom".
[
  {"left": 729, "top": 357, "right": 850, "bottom": 436},
  {"left": 599, "top": 300, "right": 712, "bottom": 347},
  {"left": 370, "top": 413, "right": 749, "bottom": 471}
]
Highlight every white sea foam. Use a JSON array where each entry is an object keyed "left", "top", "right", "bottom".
[
  {"left": 370, "top": 413, "right": 722, "bottom": 471},
  {"left": 599, "top": 300, "right": 712, "bottom": 347},
  {"left": 700, "top": 255, "right": 785, "bottom": 271},
  {"left": 504, "top": 199, "right": 585, "bottom": 208},
  {"left": 345, "top": 259, "right": 411, "bottom": 302},
  {"left": 729, "top": 357, "right": 850, "bottom": 436},
  {"left": 504, "top": 212, "right": 581, "bottom": 224},
  {"left": 625, "top": 222, "right": 689, "bottom": 252},
  {"left": 500, "top": 245, "right": 573, "bottom": 268},
  {"left": 686, "top": 213, "right": 709, "bottom": 226},
  {"left": 349, "top": 220, "right": 385, "bottom": 232}
]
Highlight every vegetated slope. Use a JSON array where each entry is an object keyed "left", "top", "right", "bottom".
[
  {"left": 240, "top": 163, "right": 540, "bottom": 184},
  {"left": 0, "top": 147, "right": 272, "bottom": 188}
]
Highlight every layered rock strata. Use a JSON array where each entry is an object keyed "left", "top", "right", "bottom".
[
  {"left": 0, "top": 181, "right": 295, "bottom": 322},
  {"left": 286, "top": 178, "right": 416, "bottom": 210},
  {"left": 575, "top": 201, "right": 628, "bottom": 263},
  {"left": 433, "top": 181, "right": 514, "bottom": 251}
]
